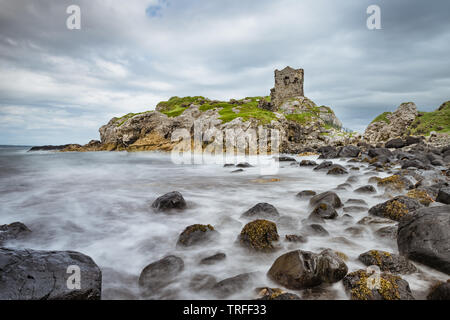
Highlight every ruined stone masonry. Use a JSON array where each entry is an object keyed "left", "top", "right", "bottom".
[{"left": 270, "top": 66, "right": 304, "bottom": 108}]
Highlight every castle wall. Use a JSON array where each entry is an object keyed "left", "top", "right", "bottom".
[{"left": 270, "top": 67, "right": 304, "bottom": 107}]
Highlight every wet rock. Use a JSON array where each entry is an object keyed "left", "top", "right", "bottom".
[
  {"left": 346, "top": 176, "right": 359, "bottom": 184},
  {"left": 318, "top": 146, "right": 339, "bottom": 159},
  {"left": 313, "top": 161, "right": 333, "bottom": 171},
  {"left": 346, "top": 198, "right": 368, "bottom": 206},
  {"left": 0, "top": 248, "right": 102, "bottom": 300},
  {"left": 358, "top": 250, "right": 418, "bottom": 274},
  {"left": 310, "top": 191, "right": 342, "bottom": 208},
  {"left": 405, "top": 136, "right": 423, "bottom": 146},
  {"left": 267, "top": 249, "right": 348, "bottom": 290},
  {"left": 151, "top": 191, "right": 187, "bottom": 212},
  {"left": 241, "top": 203, "right": 280, "bottom": 219},
  {"left": 385, "top": 138, "right": 406, "bottom": 149},
  {"left": 256, "top": 287, "right": 301, "bottom": 300},
  {"left": 336, "top": 183, "right": 351, "bottom": 190},
  {"left": 0, "top": 222, "right": 31, "bottom": 245},
  {"left": 357, "top": 216, "right": 395, "bottom": 225},
  {"left": 327, "top": 165, "right": 348, "bottom": 175},
  {"left": 177, "top": 224, "right": 218, "bottom": 247},
  {"left": 231, "top": 169, "right": 244, "bottom": 173},
  {"left": 189, "top": 274, "right": 217, "bottom": 291},
  {"left": 308, "top": 203, "right": 338, "bottom": 220},
  {"left": 223, "top": 164, "right": 235, "bottom": 167},
  {"left": 200, "top": 253, "right": 226, "bottom": 265},
  {"left": 276, "top": 156, "right": 296, "bottom": 162},
  {"left": 337, "top": 145, "right": 361, "bottom": 158},
  {"left": 299, "top": 160, "right": 317, "bottom": 166},
  {"left": 343, "top": 206, "right": 368, "bottom": 213},
  {"left": 138, "top": 255, "right": 184, "bottom": 297},
  {"left": 238, "top": 220, "right": 279, "bottom": 252},
  {"left": 301, "top": 224, "right": 329, "bottom": 237},
  {"left": 427, "top": 281, "right": 450, "bottom": 300},
  {"left": 354, "top": 185, "right": 377, "bottom": 194},
  {"left": 436, "top": 187, "right": 450, "bottom": 204},
  {"left": 406, "top": 189, "right": 434, "bottom": 206},
  {"left": 368, "top": 196, "right": 423, "bottom": 221},
  {"left": 375, "top": 226, "right": 398, "bottom": 240},
  {"left": 296, "top": 190, "right": 317, "bottom": 198},
  {"left": 401, "top": 159, "right": 428, "bottom": 170},
  {"left": 344, "top": 226, "right": 367, "bottom": 237},
  {"left": 397, "top": 205, "right": 450, "bottom": 274},
  {"left": 376, "top": 175, "right": 413, "bottom": 192},
  {"left": 368, "top": 148, "right": 393, "bottom": 159},
  {"left": 343, "top": 269, "right": 415, "bottom": 300},
  {"left": 236, "top": 162, "right": 253, "bottom": 168},
  {"left": 285, "top": 234, "right": 308, "bottom": 243},
  {"left": 211, "top": 273, "right": 254, "bottom": 298}
]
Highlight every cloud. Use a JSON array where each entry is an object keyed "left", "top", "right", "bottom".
[{"left": 0, "top": 0, "right": 449, "bottom": 145}]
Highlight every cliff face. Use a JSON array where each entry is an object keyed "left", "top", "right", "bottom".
[
  {"left": 87, "top": 96, "right": 355, "bottom": 153},
  {"left": 364, "top": 101, "right": 450, "bottom": 145}
]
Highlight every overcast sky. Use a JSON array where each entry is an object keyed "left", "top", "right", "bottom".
[{"left": 0, "top": 0, "right": 449, "bottom": 145}]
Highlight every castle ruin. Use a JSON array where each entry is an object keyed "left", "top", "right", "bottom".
[{"left": 270, "top": 66, "right": 304, "bottom": 108}]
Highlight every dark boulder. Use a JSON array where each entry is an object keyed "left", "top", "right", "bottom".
[
  {"left": 313, "top": 161, "right": 333, "bottom": 171},
  {"left": 310, "top": 191, "right": 342, "bottom": 209},
  {"left": 267, "top": 249, "right": 348, "bottom": 290},
  {"left": 368, "top": 148, "right": 393, "bottom": 158},
  {"left": 301, "top": 224, "right": 329, "bottom": 237},
  {"left": 368, "top": 196, "right": 423, "bottom": 221},
  {"left": 337, "top": 145, "right": 361, "bottom": 158},
  {"left": 375, "top": 226, "right": 398, "bottom": 240},
  {"left": 0, "top": 248, "right": 102, "bottom": 300},
  {"left": 276, "top": 156, "right": 296, "bottom": 162},
  {"left": 427, "top": 281, "right": 450, "bottom": 300},
  {"left": 436, "top": 187, "right": 450, "bottom": 204},
  {"left": 354, "top": 185, "right": 377, "bottom": 194},
  {"left": 151, "top": 191, "right": 187, "bottom": 212},
  {"left": 200, "top": 253, "right": 226, "bottom": 265},
  {"left": 177, "top": 224, "right": 218, "bottom": 247},
  {"left": 138, "top": 255, "right": 184, "bottom": 297},
  {"left": 256, "top": 287, "right": 301, "bottom": 300},
  {"left": 327, "top": 165, "right": 348, "bottom": 175},
  {"left": 189, "top": 274, "right": 217, "bottom": 291},
  {"left": 285, "top": 234, "right": 307, "bottom": 243},
  {"left": 296, "top": 190, "right": 317, "bottom": 198},
  {"left": 385, "top": 138, "right": 406, "bottom": 149},
  {"left": 236, "top": 162, "right": 253, "bottom": 168},
  {"left": 358, "top": 250, "right": 418, "bottom": 274},
  {"left": 405, "top": 136, "right": 422, "bottom": 146},
  {"left": 241, "top": 203, "right": 280, "bottom": 219},
  {"left": 299, "top": 160, "right": 317, "bottom": 167},
  {"left": 318, "top": 146, "right": 339, "bottom": 159},
  {"left": 397, "top": 205, "right": 450, "bottom": 274},
  {"left": 0, "top": 222, "right": 31, "bottom": 245},
  {"left": 343, "top": 269, "right": 414, "bottom": 300},
  {"left": 346, "top": 199, "right": 368, "bottom": 206},
  {"left": 211, "top": 273, "right": 255, "bottom": 298},
  {"left": 308, "top": 203, "right": 338, "bottom": 220}
]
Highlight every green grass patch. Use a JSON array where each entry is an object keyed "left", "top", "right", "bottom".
[
  {"left": 407, "top": 101, "right": 450, "bottom": 135},
  {"left": 371, "top": 112, "right": 392, "bottom": 124},
  {"left": 157, "top": 96, "right": 207, "bottom": 117},
  {"left": 285, "top": 112, "right": 315, "bottom": 124},
  {"left": 115, "top": 111, "right": 153, "bottom": 126}
]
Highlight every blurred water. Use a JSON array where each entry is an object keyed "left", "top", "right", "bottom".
[{"left": 0, "top": 146, "right": 447, "bottom": 299}]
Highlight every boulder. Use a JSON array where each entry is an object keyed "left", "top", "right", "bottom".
[
  {"left": 376, "top": 175, "right": 413, "bottom": 192},
  {"left": 343, "top": 206, "right": 368, "bottom": 213},
  {"left": 189, "top": 274, "right": 217, "bottom": 291},
  {"left": 343, "top": 269, "right": 415, "bottom": 300},
  {"left": 337, "top": 145, "right": 361, "bottom": 158},
  {"left": 241, "top": 203, "right": 280, "bottom": 219},
  {"left": 267, "top": 249, "right": 348, "bottom": 290},
  {"left": 358, "top": 250, "right": 418, "bottom": 274},
  {"left": 238, "top": 220, "right": 279, "bottom": 252},
  {"left": 313, "top": 161, "right": 334, "bottom": 171},
  {"left": 138, "top": 255, "right": 184, "bottom": 297},
  {"left": 354, "top": 185, "right": 377, "bottom": 194},
  {"left": 385, "top": 138, "right": 406, "bottom": 149},
  {"left": 300, "top": 224, "right": 329, "bottom": 237},
  {"left": 299, "top": 160, "right": 317, "bottom": 167},
  {"left": 285, "top": 234, "right": 307, "bottom": 243},
  {"left": 436, "top": 187, "right": 450, "bottom": 204},
  {"left": 151, "top": 191, "right": 187, "bottom": 212},
  {"left": 318, "top": 146, "right": 339, "bottom": 159},
  {"left": 368, "top": 148, "right": 393, "bottom": 158},
  {"left": 236, "top": 162, "right": 253, "bottom": 168},
  {"left": 327, "top": 165, "right": 348, "bottom": 175},
  {"left": 200, "top": 253, "right": 226, "bottom": 265},
  {"left": 427, "top": 281, "right": 450, "bottom": 300},
  {"left": 0, "top": 248, "right": 101, "bottom": 300},
  {"left": 368, "top": 196, "right": 423, "bottom": 221},
  {"left": 397, "top": 205, "right": 450, "bottom": 274},
  {"left": 296, "top": 190, "right": 317, "bottom": 198},
  {"left": 308, "top": 203, "right": 338, "bottom": 220},
  {"left": 211, "top": 273, "right": 255, "bottom": 298},
  {"left": 0, "top": 222, "right": 31, "bottom": 245},
  {"left": 310, "top": 191, "right": 342, "bottom": 208},
  {"left": 256, "top": 287, "right": 301, "bottom": 300},
  {"left": 177, "top": 224, "right": 218, "bottom": 247},
  {"left": 374, "top": 226, "right": 398, "bottom": 240}
]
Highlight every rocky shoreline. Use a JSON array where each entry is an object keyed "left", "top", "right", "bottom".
[{"left": 3, "top": 141, "right": 450, "bottom": 300}]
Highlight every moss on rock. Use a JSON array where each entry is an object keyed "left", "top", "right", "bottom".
[{"left": 239, "top": 219, "right": 279, "bottom": 252}]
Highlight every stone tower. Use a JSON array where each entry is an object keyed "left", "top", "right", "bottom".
[{"left": 270, "top": 66, "right": 304, "bottom": 107}]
